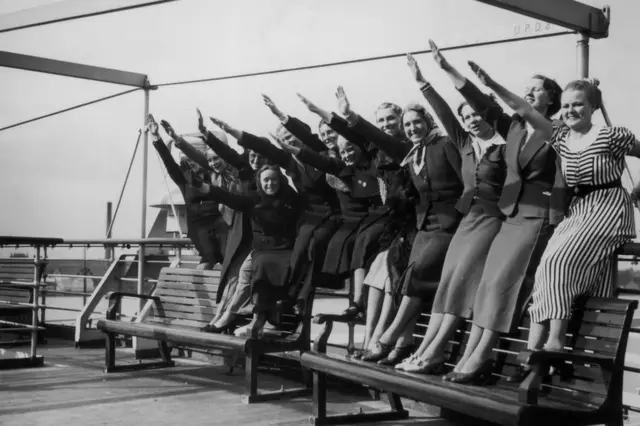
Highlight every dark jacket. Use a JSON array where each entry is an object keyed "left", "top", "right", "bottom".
[
  {"left": 420, "top": 84, "right": 506, "bottom": 218},
  {"left": 295, "top": 146, "right": 382, "bottom": 218},
  {"left": 152, "top": 139, "right": 221, "bottom": 224},
  {"left": 238, "top": 131, "right": 340, "bottom": 215},
  {"left": 205, "top": 184, "right": 305, "bottom": 252},
  {"left": 457, "top": 80, "right": 567, "bottom": 224},
  {"left": 349, "top": 116, "right": 463, "bottom": 231}
]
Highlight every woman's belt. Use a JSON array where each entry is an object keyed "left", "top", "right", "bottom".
[{"left": 571, "top": 179, "right": 621, "bottom": 198}]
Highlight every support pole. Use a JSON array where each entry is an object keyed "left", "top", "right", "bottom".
[
  {"left": 105, "top": 201, "right": 113, "bottom": 260},
  {"left": 576, "top": 32, "right": 590, "bottom": 78},
  {"left": 138, "top": 85, "right": 150, "bottom": 313}
]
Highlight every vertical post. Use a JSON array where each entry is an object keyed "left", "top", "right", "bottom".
[
  {"left": 31, "top": 246, "right": 41, "bottom": 359},
  {"left": 138, "top": 86, "right": 150, "bottom": 311},
  {"left": 576, "top": 32, "right": 590, "bottom": 78},
  {"left": 105, "top": 201, "right": 113, "bottom": 260}
]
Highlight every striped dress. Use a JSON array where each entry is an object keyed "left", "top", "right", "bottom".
[{"left": 529, "top": 125, "right": 637, "bottom": 323}]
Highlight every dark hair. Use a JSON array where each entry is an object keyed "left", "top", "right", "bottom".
[
  {"left": 532, "top": 74, "right": 562, "bottom": 117},
  {"left": 255, "top": 164, "right": 288, "bottom": 196},
  {"left": 563, "top": 79, "right": 602, "bottom": 111},
  {"left": 401, "top": 103, "right": 437, "bottom": 132},
  {"left": 455, "top": 93, "right": 497, "bottom": 121}
]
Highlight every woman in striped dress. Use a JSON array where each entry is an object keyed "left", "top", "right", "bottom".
[{"left": 470, "top": 62, "right": 640, "bottom": 357}]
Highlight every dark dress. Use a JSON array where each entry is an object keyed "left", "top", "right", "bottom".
[
  {"left": 455, "top": 81, "right": 563, "bottom": 332},
  {"left": 348, "top": 116, "right": 464, "bottom": 300},
  {"left": 294, "top": 147, "right": 382, "bottom": 277},
  {"left": 199, "top": 131, "right": 256, "bottom": 304},
  {"left": 418, "top": 83, "right": 507, "bottom": 319},
  {"left": 204, "top": 184, "right": 306, "bottom": 305},
  {"left": 152, "top": 139, "right": 228, "bottom": 265},
  {"left": 238, "top": 130, "right": 342, "bottom": 294}
]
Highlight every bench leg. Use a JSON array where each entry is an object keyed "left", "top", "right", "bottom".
[
  {"left": 103, "top": 335, "right": 175, "bottom": 373},
  {"left": 241, "top": 350, "right": 313, "bottom": 404},
  {"left": 308, "top": 373, "right": 408, "bottom": 425},
  {"left": 440, "top": 408, "right": 497, "bottom": 426}
]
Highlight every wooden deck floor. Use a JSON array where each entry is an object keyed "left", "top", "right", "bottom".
[{"left": 0, "top": 341, "right": 453, "bottom": 426}]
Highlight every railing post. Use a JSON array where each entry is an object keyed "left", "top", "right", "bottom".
[{"left": 31, "top": 245, "right": 42, "bottom": 358}]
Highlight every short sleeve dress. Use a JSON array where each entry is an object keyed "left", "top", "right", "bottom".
[{"left": 529, "top": 125, "right": 636, "bottom": 323}]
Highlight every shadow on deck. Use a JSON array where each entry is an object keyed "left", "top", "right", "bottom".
[{"left": 0, "top": 340, "right": 451, "bottom": 426}]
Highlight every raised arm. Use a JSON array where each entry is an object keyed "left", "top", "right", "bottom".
[
  {"left": 406, "top": 54, "right": 467, "bottom": 150},
  {"left": 261, "top": 94, "right": 326, "bottom": 153},
  {"left": 202, "top": 117, "right": 251, "bottom": 171},
  {"left": 238, "top": 131, "right": 292, "bottom": 170},
  {"left": 469, "top": 61, "right": 553, "bottom": 138},
  {"left": 147, "top": 114, "right": 187, "bottom": 186},
  {"left": 279, "top": 143, "right": 345, "bottom": 176},
  {"left": 199, "top": 183, "right": 254, "bottom": 211}
]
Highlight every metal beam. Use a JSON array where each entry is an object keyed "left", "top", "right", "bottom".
[
  {"left": 474, "top": 0, "right": 610, "bottom": 39},
  {"left": 0, "top": 50, "right": 148, "bottom": 87},
  {"left": 0, "top": 0, "right": 179, "bottom": 34}
]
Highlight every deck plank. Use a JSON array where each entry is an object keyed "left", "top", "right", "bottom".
[{"left": 0, "top": 340, "right": 451, "bottom": 426}]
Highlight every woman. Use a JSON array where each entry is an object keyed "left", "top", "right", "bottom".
[
  {"left": 193, "top": 111, "right": 270, "bottom": 332},
  {"left": 296, "top": 94, "right": 407, "bottom": 323},
  {"left": 324, "top": 89, "right": 465, "bottom": 365},
  {"left": 406, "top": 42, "right": 561, "bottom": 384},
  {"left": 469, "top": 62, "right": 640, "bottom": 372},
  {"left": 194, "top": 164, "right": 306, "bottom": 336},
  {"left": 147, "top": 114, "right": 228, "bottom": 271}
]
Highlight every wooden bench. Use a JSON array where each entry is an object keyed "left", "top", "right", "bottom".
[
  {"left": 96, "top": 267, "right": 315, "bottom": 403},
  {"left": 0, "top": 261, "right": 46, "bottom": 331},
  {"left": 300, "top": 296, "right": 638, "bottom": 426}
]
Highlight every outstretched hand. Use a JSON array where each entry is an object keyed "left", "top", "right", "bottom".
[
  {"left": 406, "top": 54, "right": 427, "bottom": 85},
  {"left": 468, "top": 61, "right": 495, "bottom": 87},
  {"left": 209, "top": 117, "right": 231, "bottom": 133},
  {"left": 160, "top": 119, "right": 178, "bottom": 140},
  {"left": 196, "top": 108, "right": 207, "bottom": 134},
  {"left": 429, "top": 40, "right": 452, "bottom": 71},
  {"left": 297, "top": 93, "right": 320, "bottom": 114},
  {"left": 145, "top": 113, "right": 160, "bottom": 137},
  {"left": 335, "top": 86, "right": 352, "bottom": 117},
  {"left": 262, "top": 94, "right": 285, "bottom": 120}
]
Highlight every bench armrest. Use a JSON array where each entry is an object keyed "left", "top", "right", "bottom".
[
  {"left": 105, "top": 291, "right": 161, "bottom": 320},
  {"left": 518, "top": 349, "right": 616, "bottom": 405},
  {"left": 313, "top": 313, "right": 358, "bottom": 325}
]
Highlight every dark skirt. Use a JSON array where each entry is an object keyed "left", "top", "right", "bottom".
[
  {"left": 472, "top": 214, "right": 554, "bottom": 333},
  {"left": 431, "top": 205, "right": 503, "bottom": 318},
  {"left": 251, "top": 249, "right": 293, "bottom": 289},
  {"left": 188, "top": 215, "right": 228, "bottom": 265},
  {"left": 350, "top": 209, "right": 392, "bottom": 270},
  {"left": 401, "top": 215, "right": 454, "bottom": 299},
  {"left": 322, "top": 214, "right": 366, "bottom": 277}
]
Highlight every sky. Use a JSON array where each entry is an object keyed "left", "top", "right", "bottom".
[{"left": 1, "top": 0, "right": 639, "bottom": 240}]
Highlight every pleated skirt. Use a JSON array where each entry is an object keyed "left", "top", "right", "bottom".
[
  {"left": 472, "top": 214, "right": 553, "bottom": 333},
  {"left": 431, "top": 205, "right": 503, "bottom": 318}
]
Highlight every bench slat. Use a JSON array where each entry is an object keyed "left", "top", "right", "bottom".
[
  {"left": 156, "top": 295, "right": 218, "bottom": 308},
  {"left": 148, "top": 310, "right": 216, "bottom": 323},
  {"left": 157, "top": 303, "right": 218, "bottom": 315},
  {"left": 153, "top": 288, "right": 218, "bottom": 298}
]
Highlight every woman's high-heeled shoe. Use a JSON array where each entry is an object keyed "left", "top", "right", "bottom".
[
  {"left": 361, "top": 341, "right": 393, "bottom": 362},
  {"left": 505, "top": 364, "right": 532, "bottom": 383},
  {"left": 378, "top": 345, "right": 414, "bottom": 366},
  {"left": 403, "top": 359, "right": 446, "bottom": 375},
  {"left": 446, "top": 360, "right": 494, "bottom": 385},
  {"left": 342, "top": 301, "right": 364, "bottom": 319}
]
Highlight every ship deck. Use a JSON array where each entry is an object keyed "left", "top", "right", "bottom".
[{"left": 0, "top": 340, "right": 450, "bottom": 426}]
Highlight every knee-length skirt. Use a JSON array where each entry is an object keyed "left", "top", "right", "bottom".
[
  {"left": 472, "top": 214, "right": 554, "bottom": 333},
  {"left": 350, "top": 209, "right": 392, "bottom": 270},
  {"left": 431, "top": 205, "right": 503, "bottom": 318},
  {"left": 322, "top": 214, "right": 366, "bottom": 277},
  {"left": 401, "top": 214, "right": 454, "bottom": 300}
]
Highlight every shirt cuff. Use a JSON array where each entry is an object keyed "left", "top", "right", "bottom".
[
  {"left": 280, "top": 115, "right": 290, "bottom": 125},
  {"left": 345, "top": 113, "right": 360, "bottom": 128}
]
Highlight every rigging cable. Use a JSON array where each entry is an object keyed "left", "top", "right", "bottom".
[
  {"left": 0, "top": 87, "right": 140, "bottom": 132},
  {"left": 156, "top": 31, "right": 575, "bottom": 88},
  {"left": 106, "top": 128, "right": 142, "bottom": 237}
]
